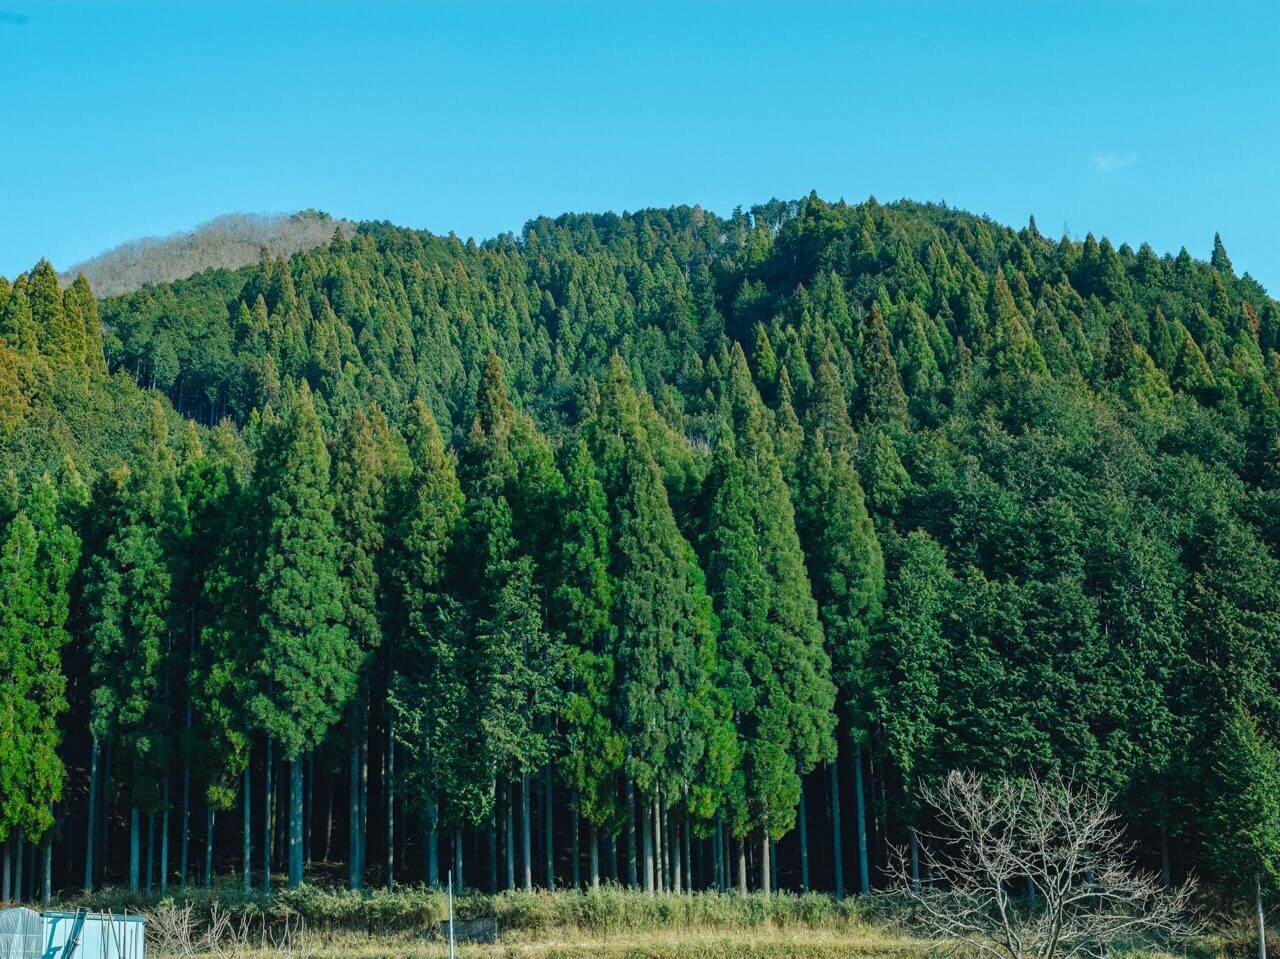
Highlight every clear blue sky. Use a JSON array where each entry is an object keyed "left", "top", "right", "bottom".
[{"left": 2, "top": 1, "right": 1277, "bottom": 291}]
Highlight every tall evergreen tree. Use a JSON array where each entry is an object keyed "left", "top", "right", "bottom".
[
  {"left": 856, "top": 303, "right": 907, "bottom": 424},
  {"left": 249, "top": 383, "right": 356, "bottom": 887},
  {"left": 388, "top": 399, "right": 463, "bottom": 886},
  {"left": 1206, "top": 713, "right": 1280, "bottom": 959},
  {"left": 84, "top": 404, "right": 184, "bottom": 890},
  {"left": 587, "top": 356, "right": 726, "bottom": 892},
  {"left": 0, "top": 474, "right": 77, "bottom": 849},
  {"left": 704, "top": 345, "right": 836, "bottom": 892},
  {"left": 553, "top": 438, "right": 621, "bottom": 873}
]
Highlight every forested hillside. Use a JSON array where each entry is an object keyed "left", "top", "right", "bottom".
[{"left": 3, "top": 193, "right": 1280, "bottom": 904}]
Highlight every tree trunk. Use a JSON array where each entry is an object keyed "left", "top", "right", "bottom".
[
  {"left": 359, "top": 736, "right": 369, "bottom": 879},
  {"left": 642, "top": 795, "right": 654, "bottom": 893},
  {"left": 830, "top": 762, "right": 844, "bottom": 899},
  {"left": 854, "top": 744, "right": 869, "bottom": 894},
  {"left": 145, "top": 811, "right": 155, "bottom": 893},
  {"left": 305, "top": 757, "right": 314, "bottom": 865},
  {"left": 262, "top": 737, "right": 273, "bottom": 892},
  {"left": 713, "top": 815, "right": 723, "bottom": 892},
  {"left": 179, "top": 744, "right": 190, "bottom": 889},
  {"left": 453, "top": 826, "right": 465, "bottom": 892},
  {"left": 325, "top": 772, "right": 334, "bottom": 862},
  {"left": 502, "top": 784, "right": 513, "bottom": 890},
  {"left": 798, "top": 784, "right": 809, "bottom": 892},
  {"left": 590, "top": 823, "right": 600, "bottom": 888},
  {"left": 180, "top": 625, "right": 193, "bottom": 890},
  {"left": 385, "top": 728, "right": 395, "bottom": 888},
  {"left": 626, "top": 777, "right": 638, "bottom": 889},
  {"left": 658, "top": 796, "right": 669, "bottom": 892},
  {"left": 13, "top": 835, "right": 23, "bottom": 902},
  {"left": 289, "top": 756, "right": 303, "bottom": 888},
  {"left": 429, "top": 797, "right": 440, "bottom": 887},
  {"left": 911, "top": 831, "right": 920, "bottom": 892},
  {"left": 736, "top": 837, "right": 747, "bottom": 894},
  {"left": 41, "top": 827, "right": 52, "bottom": 906},
  {"left": 129, "top": 804, "right": 140, "bottom": 891},
  {"left": 204, "top": 806, "right": 214, "bottom": 888},
  {"left": 682, "top": 817, "right": 692, "bottom": 894},
  {"left": 520, "top": 771, "right": 533, "bottom": 891},
  {"left": 544, "top": 765, "right": 554, "bottom": 890},
  {"left": 571, "top": 791, "right": 580, "bottom": 889},
  {"left": 99, "top": 745, "right": 112, "bottom": 886},
  {"left": 487, "top": 806, "right": 498, "bottom": 893},
  {"left": 1, "top": 836, "right": 9, "bottom": 902},
  {"left": 724, "top": 820, "right": 733, "bottom": 891},
  {"left": 275, "top": 759, "right": 286, "bottom": 870},
  {"left": 84, "top": 736, "right": 99, "bottom": 892},
  {"left": 672, "top": 815, "right": 683, "bottom": 894},
  {"left": 1160, "top": 826, "right": 1171, "bottom": 886},
  {"left": 348, "top": 738, "right": 361, "bottom": 889},
  {"left": 760, "top": 833, "right": 771, "bottom": 897},
  {"left": 160, "top": 779, "right": 170, "bottom": 892},
  {"left": 1258, "top": 875, "right": 1267, "bottom": 959},
  {"left": 161, "top": 778, "right": 171, "bottom": 891},
  {"left": 652, "top": 796, "right": 662, "bottom": 892},
  {"left": 242, "top": 766, "right": 251, "bottom": 893}
]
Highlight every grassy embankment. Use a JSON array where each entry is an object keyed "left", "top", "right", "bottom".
[
  {"left": 53, "top": 882, "right": 1239, "bottom": 959},
  {"left": 56, "top": 882, "right": 921, "bottom": 958}
]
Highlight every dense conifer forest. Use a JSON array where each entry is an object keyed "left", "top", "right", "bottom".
[{"left": 3, "top": 193, "right": 1280, "bottom": 904}]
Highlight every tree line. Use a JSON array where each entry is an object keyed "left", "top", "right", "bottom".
[{"left": 2, "top": 194, "right": 1280, "bottom": 910}]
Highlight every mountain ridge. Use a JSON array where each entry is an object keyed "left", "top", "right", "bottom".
[{"left": 60, "top": 209, "right": 355, "bottom": 297}]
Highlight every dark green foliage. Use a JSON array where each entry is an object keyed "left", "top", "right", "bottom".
[
  {"left": 386, "top": 399, "right": 463, "bottom": 825},
  {"left": 704, "top": 346, "right": 836, "bottom": 839},
  {"left": 795, "top": 358, "right": 884, "bottom": 725},
  {"left": 870, "top": 530, "right": 953, "bottom": 807},
  {"left": 587, "top": 357, "right": 728, "bottom": 817},
  {"left": 248, "top": 384, "right": 356, "bottom": 761},
  {"left": 4, "top": 191, "right": 1280, "bottom": 896},
  {"left": 83, "top": 403, "right": 184, "bottom": 807},
  {"left": 554, "top": 438, "right": 621, "bottom": 828}
]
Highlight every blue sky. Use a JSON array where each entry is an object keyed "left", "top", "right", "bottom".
[{"left": 1, "top": 1, "right": 1277, "bottom": 290}]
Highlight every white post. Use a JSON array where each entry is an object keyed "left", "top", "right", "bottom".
[{"left": 448, "top": 869, "right": 456, "bottom": 959}]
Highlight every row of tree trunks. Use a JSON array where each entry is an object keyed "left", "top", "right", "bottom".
[
  {"left": 61, "top": 734, "right": 880, "bottom": 899},
  {"left": 0, "top": 831, "right": 52, "bottom": 905}
]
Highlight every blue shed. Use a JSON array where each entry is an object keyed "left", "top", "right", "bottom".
[{"left": 0, "top": 909, "right": 145, "bottom": 959}]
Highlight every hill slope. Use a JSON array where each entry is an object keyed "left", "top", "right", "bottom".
[
  {"left": 61, "top": 210, "right": 354, "bottom": 297},
  {"left": 2, "top": 193, "right": 1280, "bottom": 898}
]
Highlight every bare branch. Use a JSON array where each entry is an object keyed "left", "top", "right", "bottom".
[{"left": 878, "top": 770, "right": 1200, "bottom": 959}]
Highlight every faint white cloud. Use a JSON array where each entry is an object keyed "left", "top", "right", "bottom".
[{"left": 1093, "top": 152, "right": 1137, "bottom": 173}]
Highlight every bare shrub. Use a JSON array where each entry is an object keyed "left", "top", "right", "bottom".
[
  {"left": 882, "top": 770, "right": 1198, "bottom": 959},
  {"left": 146, "top": 901, "right": 312, "bottom": 959}
]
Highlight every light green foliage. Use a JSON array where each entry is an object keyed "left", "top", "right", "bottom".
[
  {"left": 1206, "top": 713, "right": 1280, "bottom": 896},
  {"left": 0, "top": 472, "right": 78, "bottom": 841}
]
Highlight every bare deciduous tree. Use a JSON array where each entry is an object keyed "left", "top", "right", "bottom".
[
  {"left": 63, "top": 211, "right": 355, "bottom": 297},
  {"left": 882, "top": 770, "right": 1197, "bottom": 959}
]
